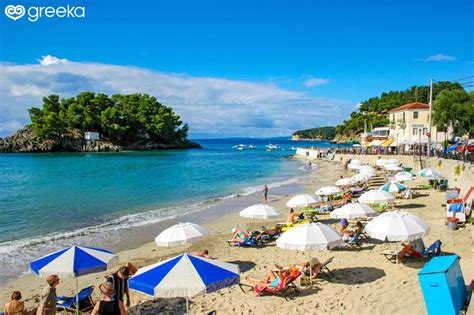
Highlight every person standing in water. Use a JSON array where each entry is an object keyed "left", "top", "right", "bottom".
[{"left": 262, "top": 184, "right": 268, "bottom": 203}]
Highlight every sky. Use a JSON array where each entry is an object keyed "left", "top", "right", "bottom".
[{"left": 1, "top": 0, "right": 473, "bottom": 138}]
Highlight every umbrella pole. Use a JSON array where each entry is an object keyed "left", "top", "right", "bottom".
[
  {"left": 76, "top": 278, "right": 79, "bottom": 315},
  {"left": 186, "top": 297, "right": 189, "bottom": 314}
]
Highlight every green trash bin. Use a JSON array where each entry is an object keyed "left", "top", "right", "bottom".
[{"left": 404, "top": 167, "right": 413, "bottom": 172}]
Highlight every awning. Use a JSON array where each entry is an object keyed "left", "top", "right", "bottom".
[
  {"left": 381, "top": 139, "right": 394, "bottom": 147},
  {"left": 369, "top": 140, "right": 383, "bottom": 147}
]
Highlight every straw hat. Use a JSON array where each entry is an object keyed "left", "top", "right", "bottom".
[
  {"left": 99, "top": 282, "right": 116, "bottom": 296},
  {"left": 310, "top": 258, "right": 320, "bottom": 268},
  {"left": 231, "top": 227, "right": 237, "bottom": 233}
]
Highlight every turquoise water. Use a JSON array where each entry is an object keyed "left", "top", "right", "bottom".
[{"left": 0, "top": 138, "right": 336, "bottom": 281}]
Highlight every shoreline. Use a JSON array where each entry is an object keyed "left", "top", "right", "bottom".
[
  {"left": 1, "top": 156, "right": 472, "bottom": 314},
  {"left": 0, "top": 154, "right": 310, "bottom": 284}
]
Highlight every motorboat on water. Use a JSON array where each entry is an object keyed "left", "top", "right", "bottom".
[{"left": 248, "top": 145, "right": 256, "bottom": 149}]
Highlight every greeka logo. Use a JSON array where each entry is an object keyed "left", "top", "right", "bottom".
[
  {"left": 5, "top": 4, "right": 25, "bottom": 20},
  {"left": 4, "top": 3, "right": 85, "bottom": 22}
]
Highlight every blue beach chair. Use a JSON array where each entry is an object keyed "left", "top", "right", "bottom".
[{"left": 56, "top": 285, "right": 95, "bottom": 313}]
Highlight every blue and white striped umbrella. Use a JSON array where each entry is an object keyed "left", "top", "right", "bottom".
[
  {"left": 30, "top": 245, "right": 118, "bottom": 278},
  {"left": 30, "top": 245, "right": 118, "bottom": 315},
  {"left": 129, "top": 254, "right": 240, "bottom": 313},
  {"left": 379, "top": 181, "right": 408, "bottom": 193},
  {"left": 419, "top": 168, "right": 442, "bottom": 178}
]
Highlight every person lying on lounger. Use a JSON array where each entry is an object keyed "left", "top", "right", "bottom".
[
  {"left": 275, "top": 257, "right": 322, "bottom": 279},
  {"left": 244, "top": 269, "right": 289, "bottom": 289},
  {"left": 190, "top": 250, "right": 214, "bottom": 259},
  {"left": 230, "top": 227, "right": 251, "bottom": 244}
]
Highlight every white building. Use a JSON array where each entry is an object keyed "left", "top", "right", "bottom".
[{"left": 84, "top": 132, "right": 100, "bottom": 141}]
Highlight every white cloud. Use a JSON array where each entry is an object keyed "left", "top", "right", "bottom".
[
  {"left": 303, "top": 78, "right": 330, "bottom": 87},
  {"left": 38, "top": 55, "right": 69, "bottom": 66},
  {"left": 422, "top": 54, "right": 455, "bottom": 62},
  {"left": 0, "top": 56, "right": 355, "bottom": 138}
]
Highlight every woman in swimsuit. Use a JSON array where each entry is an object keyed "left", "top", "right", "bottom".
[
  {"left": 231, "top": 228, "right": 251, "bottom": 243},
  {"left": 244, "top": 269, "right": 288, "bottom": 289}
]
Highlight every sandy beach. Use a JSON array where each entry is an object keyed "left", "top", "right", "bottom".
[{"left": 1, "top": 155, "right": 473, "bottom": 315}]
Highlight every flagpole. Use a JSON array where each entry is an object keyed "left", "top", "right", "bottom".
[{"left": 428, "top": 79, "right": 433, "bottom": 156}]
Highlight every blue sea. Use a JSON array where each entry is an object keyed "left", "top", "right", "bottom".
[{"left": 0, "top": 138, "right": 338, "bottom": 282}]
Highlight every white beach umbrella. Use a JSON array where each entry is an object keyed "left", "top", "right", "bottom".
[
  {"left": 358, "top": 190, "right": 395, "bottom": 204},
  {"left": 330, "top": 203, "right": 377, "bottom": 219},
  {"left": 364, "top": 210, "right": 430, "bottom": 242},
  {"left": 385, "top": 164, "right": 403, "bottom": 171},
  {"left": 315, "top": 186, "right": 341, "bottom": 196},
  {"left": 348, "top": 163, "right": 361, "bottom": 170},
  {"left": 276, "top": 222, "right": 342, "bottom": 251},
  {"left": 155, "top": 222, "right": 208, "bottom": 247},
  {"left": 359, "top": 170, "right": 377, "bottom": 177},
  {"left": 393, "top": 172, "right": 414, "bottom": 181},
  {"left": 387, "top": 159, "right": 399, "bottom": 164},
  {"left": 351, "top": 173, "right": 371, "bottom": 182},
  {"left": 376, "top": 159, "right": 388, "bottom": 166},
  {"left": 286, "top": 194, "right": 317, "bottom": 208},
  {"left": 239, "top": 204, "right": 281, "bottom": 219},
  {"left": 358, "top": 165, "right": 376, "bottom": 172},
  {"left": 335, "top": 178, "right": 356, "bottom": 186}
]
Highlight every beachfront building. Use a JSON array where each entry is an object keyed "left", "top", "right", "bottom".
[
  {"left": 360, "top": 127, "right": 393, "bottom": 153},
  {"left": 387, "top": 102, "right": 450, "bottom": 153}
]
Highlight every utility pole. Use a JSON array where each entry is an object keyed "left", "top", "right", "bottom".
[{"left": 428, "top": 79, "right": 433, "bottom": 157}]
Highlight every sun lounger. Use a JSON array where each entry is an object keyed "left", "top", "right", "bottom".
[
  {"left": 319, "top": 256, "right": 335, "bottom": 279},
  {"left": 340, "top": 233, "right": 362, "bottom": 250},
  {"left": 240, "top": 271, "right": 301, "bottom": 301},
  {"left": 381, "top": 240, "right": 442, "bottom": 263},
  {"left": 57, "top": 286, "right": 95, "bottom": 313}
]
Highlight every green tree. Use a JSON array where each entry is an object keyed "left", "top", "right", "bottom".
[{"left": 432, "top": 89, "right": 474, "bottom": 137}]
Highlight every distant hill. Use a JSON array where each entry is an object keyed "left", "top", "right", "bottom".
[{"left": 292, "top": 126, "right": 336, "bottom": 140}]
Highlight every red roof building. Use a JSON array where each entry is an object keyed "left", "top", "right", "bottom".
[{"left": 389, "top": 102, "right": 430, "bottom": 113}]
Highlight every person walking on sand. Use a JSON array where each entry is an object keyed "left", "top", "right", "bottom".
[
  {"left": 37, "top": 275, "right": 59, "bottom": 315},
  {"left": 107, "top": 266, "right": 131, "bottom": 308},
  {"left": 262, "top": 184, "right": 268, "bottom": 203}
]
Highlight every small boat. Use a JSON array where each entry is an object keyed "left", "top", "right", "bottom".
[
  {"left": 266, "top": 143, "right": 280, "bottom": 149},
  {"left": 266, "top": 148, "right": 272, "bottom": 152},
  {"left": 233, "top": 144, "right": 245, "bottom": 149},
  {"left": 237, "top": 146, "right": 244, "bottom": 151},
  {"left": 248, "top": 145, "right": 256, "bottom": 149}
]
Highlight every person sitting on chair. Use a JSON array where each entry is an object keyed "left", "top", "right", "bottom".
[
  {"left": 287, "top": 208, "right": 301, "bottom": 224},
  {"left": 231, "top": 228, "right": 251, "bottom": 244},
  {"left": 398, "top": 239, "right": 425, "bottom": 262},
  {"left": 338, "top": 218, "right": 354, "bottom": 240}
]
